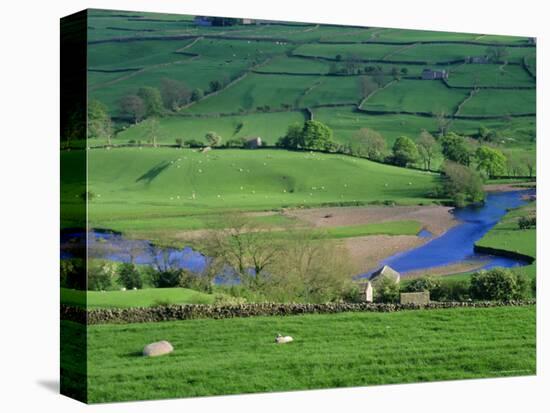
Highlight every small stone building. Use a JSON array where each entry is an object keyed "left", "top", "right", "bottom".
[
  {"left": 369, "top": 265, "right": 401, "bottom": 284},
  {"left": 400, "top": 291, "right": 430, "bottom": 305},
  {"left": 421, "top": 68, "right": 449, "bottom": 80},
  {"left": 358, "top": 265, "right": 400, "bottom": 303},
  {"left": 245, "top": 137, "right": 262, "bottom": 149}
]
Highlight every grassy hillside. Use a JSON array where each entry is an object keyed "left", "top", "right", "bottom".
[
  {"left": 75, "top": 305, "right": 535, "bottom": 402},
  {"left": 361, "top": 79, "right": 470, "bottom": 113},
  {"left": 80, "top": 147, "right": 440, "bottom": 232},
  {"left": 110, "top": 111, "right": 307, "bottom": 146},
  {"left": 85, "top": 12, "right": 536, "bottom": 164}
]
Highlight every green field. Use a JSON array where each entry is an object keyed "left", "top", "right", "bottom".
[
  {"left": 109, "top": 111, "right": 306, "bottom": 146},
  {"left": 86, "top": 13, "right": 536, "bottom": 162},
  {"left": 90, "top": 57, "right": 251, "bottom": 113},
  {"left": 447, "top": 63, "right": 535, "bottom": 87},
  {"left": 389, "top": 43, "right": 532, "bottom": 64},
  {"left": 184, "top": 73, "right": 321, "bottom": 114},
  {"left": 61, "top": 287, "right": 216, "bottom": 308},
  {"left": 476, "top": 202, "right": 536, "bottom": 260},
  {"left": 361, "top": 79, "right": 470, "bottom": 113},
  {"left": 77, "top": 148, "right": 440, "bottom": 233},
  {"left": 457, "top": 89, "right": 536, "bottom": 116},
  {"left": 74, "top": 305, "right": 535, "bottom": 402}
]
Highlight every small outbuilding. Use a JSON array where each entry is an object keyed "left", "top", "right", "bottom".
[
  {"left": 368, "top": 265, "right": 401, "bottom": 284},
  {"left": 245, "top": 137, "right": 262, "bottom": 149},
  {"left": 421, "top": 68, "right": 448, "bottom": 80}
]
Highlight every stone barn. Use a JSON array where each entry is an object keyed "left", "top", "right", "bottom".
[
  {"left": 369, "top": 265, "right": 401, "bottom": 284},
  {"left": 421, "top": 68, "right": 448, "bottom": 80}
]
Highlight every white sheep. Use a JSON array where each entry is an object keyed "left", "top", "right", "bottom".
[{"left": 275, "top": 334, "right": 293, "bottom": 344}]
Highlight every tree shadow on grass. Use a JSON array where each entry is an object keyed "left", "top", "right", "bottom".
[{"left": 136, "top": 160, "right": 172, "bottom": 184}]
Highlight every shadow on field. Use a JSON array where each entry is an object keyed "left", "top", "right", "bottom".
[{"left": 136, "top": 161, "right": 172, "bottom": 184}]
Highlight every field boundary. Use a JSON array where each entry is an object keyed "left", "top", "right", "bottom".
[
  {"left": 441, "top": 77, "right": 535, "bottom": 90},
  {"left": 473, "top": 245, "right": 535, "bottom": 264},
  {"left": 61, "top": 300, "right": 535, "bottom": 325}
]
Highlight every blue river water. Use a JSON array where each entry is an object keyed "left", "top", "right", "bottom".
[
  {"left": 375, "top": 189, "right": 535, "bottom": 275},
  {"left": 61, "top": 189, "right": 534, "bottom": 278}
]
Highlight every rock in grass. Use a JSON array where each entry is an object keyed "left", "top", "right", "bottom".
[{"left": 143, "top": 340, "right": 173, "bottom": 357}]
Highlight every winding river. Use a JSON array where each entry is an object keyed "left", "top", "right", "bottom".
[
  {"left": 61, "top": 189, "right": 534, "bottom": 279},
  {"left": 376, "top": 189, "right": 535, "bottom": 275}
]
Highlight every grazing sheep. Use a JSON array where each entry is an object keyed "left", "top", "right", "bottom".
[
  {"left": 120, "top": 287, "right": 126, "bottom": 291},
  {"left": 275, "top": 334, "right": 293, "bottom": 344}
]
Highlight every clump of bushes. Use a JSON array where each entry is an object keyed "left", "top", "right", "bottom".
[
  {"left": 60, "top": 259, "right": 86, "bottom": 290},
  {"left": 469, "top": 268, "right": 530, "bottom": 301},
  {"left": 402, "top": 276, "right": 470, "bottom": 302},
  {"left": 374, "top": 277, "right": 400, "bottom": 303},
  {"left": 88, "top": 261, "right": 118, "bottom": 291},
  {"left": 518, "top": 216, "right": 536, "bottom": 229},
  {"left": 117, "top": 263, "right": 143, "bottom": 290}
]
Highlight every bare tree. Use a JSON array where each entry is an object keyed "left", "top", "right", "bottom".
[
  {"left": 353, "top": 128, "right": 387, "bottom": 161},
  {"left": 417, "top": 129, "right": 438, "bottom": 170},
  {"left": 202, "top": 216, "right": 285, "bottom": 289},
  {"left": 359, "top": 76, "right": 378, "bottom": 99}
]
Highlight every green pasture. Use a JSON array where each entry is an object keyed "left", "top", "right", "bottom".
[
  {"left": 476, "top": 202, "right": 536, "bottom": 260},
  {"left": 184, "top": 38, "right": 291, "bottom": 59},
  {"left": 88, "top": 39, "right": 195, "bottom": 69},
  {"left": 255, "top": 56, "right": 332, "bottom": 74},
  {"left": 75, "top": 305, "right": 535, "bottom": 402},
  {"left": 447, "top": 63, "right": 535, "bottom": 87},
  {"left": 313, "top": 106, "right": 438, "bottom": 144},
  {"left": 361, "top": 79, "right": 470, "bottom": 113},
  {"left": 61, "top": 287, "right": 216, "bottom": 308},
  {"left": 89, "top": 56, "right": 251, "bottom": 112},
  {"left": 71, "top": 148, "right": 440, "bottom": 232},
  {"left": 458, "top": 89, "right": 535, "bottom": 116},
  {"left": 293, "top": 42, "right": 401, "bottom": 61},
  {"left": 184, "top": 73, "right": 320, "bottom": 114},
  {"left": 300, "top": 76, "right": 362, "bottom": 107},
  {"left": 110, "top": 111, "right": 306, "bottom": 146},
  {"left": 389, "top": 43, "right": 532, "bottom": 64}
]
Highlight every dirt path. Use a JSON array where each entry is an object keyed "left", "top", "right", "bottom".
[{"left": 282, "top": 204, "right": 457, "bottom": 236}]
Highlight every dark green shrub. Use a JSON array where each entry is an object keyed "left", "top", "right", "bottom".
[
  {"left": 470, "top": 268, "right": 530, "bottom": 301},
  {"left": 518, "top": 216, "right": 536, "bottom": 229},
  {"left": 404, "top": 276, "right": 441, "bottom": 293},
  {"left": 374, "top": 277, "right": 400, "bottom": 303},
  {"left": 151, "top": 270, "right": 181, "bottom": 288},
  {"left": 431, "top": 279, "right": 471, "bottom": 301},
  {"left": 117, "top": 263, "right": 143, "bottom": 290},
  {"left": 88, "top": 262, "right": 116, "bottom": 291},
  {"left": 184, "top": 139, "right": 204, "bottom": 148},
  {"left": 60, "top": 259, "right": 86, "bottom": 290}
]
